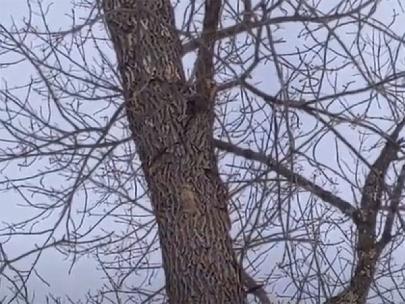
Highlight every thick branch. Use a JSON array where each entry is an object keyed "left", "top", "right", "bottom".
[
  {"left": 242, "top": 269, "right": 273, "bottom": 304},
  {"left": 194, "top": 0, "right": 221, "bottom": 96},
  {"left": 360, "top": 119, "right": 405, "bottom": 211},
  {"left": 378, "top": 164, "right": 405, "bottom": 248},
  {"left": 326, "top": 120, "right": 405, "bottom": 304},
  {"left": 213, "top": 139, "right": 356, "bottom": 218}
]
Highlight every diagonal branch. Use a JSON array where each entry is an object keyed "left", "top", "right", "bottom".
[
  {"left": 213, "top": 139, "right": 356, "bottom": 218},
  {"left": 359, "top": 119, "right": 405, "bottom": 211},
  {"left": 326, "top": 120, "right": 405, "bottom": 304},
  {"left": 242, "top": 269, "right": 273, "bottom": 304},
  {"left": 378, "top": 164, "right": 405, "bottom": 248}
]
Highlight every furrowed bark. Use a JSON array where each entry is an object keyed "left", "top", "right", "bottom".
[{"left": 102, "top": 0, "right": 244, "bottom": 303}]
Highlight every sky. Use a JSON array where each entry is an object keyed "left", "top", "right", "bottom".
[{"left": 0, "top": 1, "right": 107, "bottom": 302}]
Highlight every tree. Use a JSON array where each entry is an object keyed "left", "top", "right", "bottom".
[
  {"left": 1, "top": 0, "right": 405, "bottom": 303},
  {"left": 102, "top": 0, "right": 244, "bottom": 302}
]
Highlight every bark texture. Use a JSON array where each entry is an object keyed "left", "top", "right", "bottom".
[
  {"left": 326, "top": 121, "right": 405, "bottom": 304},
  {"left": 102, "top": 0, "right": 245, "bottom": 303}
]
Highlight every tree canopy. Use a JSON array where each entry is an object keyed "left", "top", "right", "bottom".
[{"left": 1, "top": 1, "right": 405, "bottom": 303}]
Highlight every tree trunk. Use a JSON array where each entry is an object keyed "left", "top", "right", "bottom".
[{"left": 102, "top": 0, "right": 245, "bottom": 303}]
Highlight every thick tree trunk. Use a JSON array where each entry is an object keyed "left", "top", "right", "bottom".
[{"left": 102, "top": 0, "right": 245, "bottom": 303}]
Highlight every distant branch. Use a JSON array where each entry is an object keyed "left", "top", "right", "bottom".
[{"left": 182, "top": 0, "right": 376, "bottom": 54}]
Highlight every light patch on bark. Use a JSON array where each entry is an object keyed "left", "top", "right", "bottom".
[{"left": 180, "top": 184, "right": 200, "bottom": 215}]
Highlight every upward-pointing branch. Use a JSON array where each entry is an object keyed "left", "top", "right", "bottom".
[{"left": 326, "top": 119, "right": 405, "bottom": 304}]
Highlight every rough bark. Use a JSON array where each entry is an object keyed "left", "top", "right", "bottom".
[
  {"left": 326, "top": 120, "right": 405, "bottom": 304},
  {"left": 102, "top": 0, "right": 245, "bottom": 303}
]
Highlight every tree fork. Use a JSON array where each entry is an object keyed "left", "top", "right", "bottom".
[{"left": 102, "top": 0, "right": 245, "bottom": 303}]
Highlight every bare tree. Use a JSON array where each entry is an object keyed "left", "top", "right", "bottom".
[{"left": 1, "top": 0, "right": 405, "bottom": 303}]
